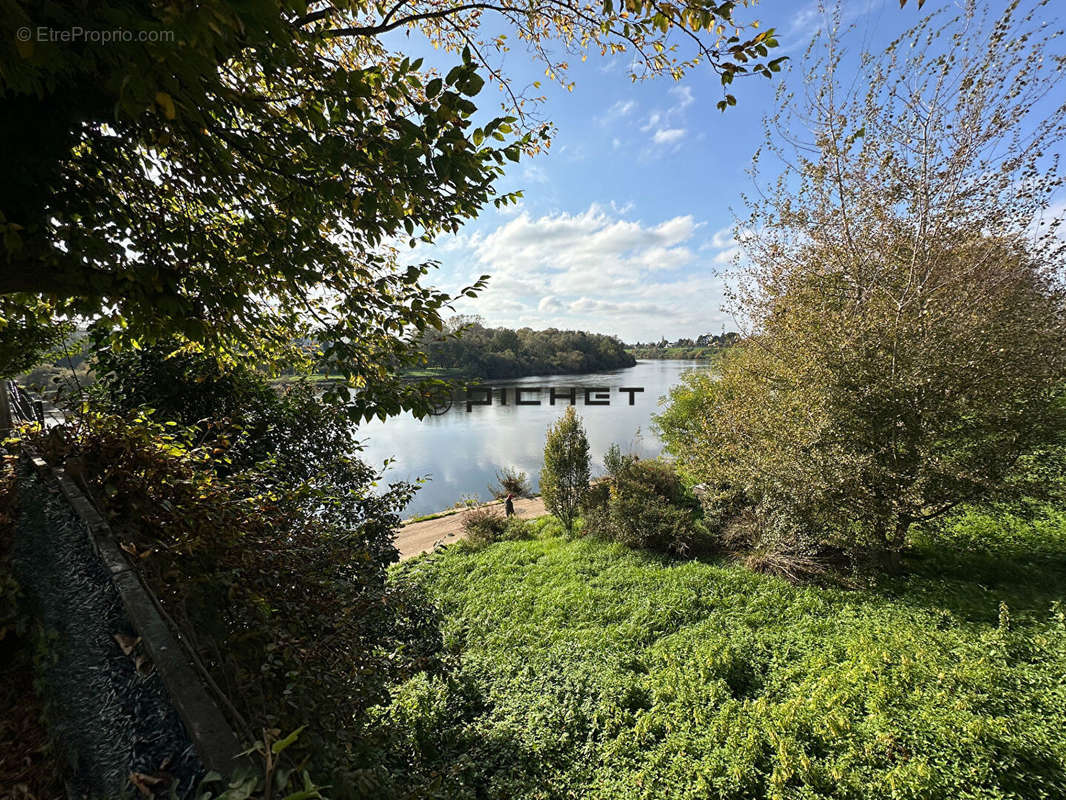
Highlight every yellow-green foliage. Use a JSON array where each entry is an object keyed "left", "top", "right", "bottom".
[{"left": 383, "top": 511, "right": 1066, "bottom": 799}]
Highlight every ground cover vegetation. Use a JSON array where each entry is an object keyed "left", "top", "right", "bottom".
[{"left": 383, "top": 505, "right": 1066, "bottom": 799}]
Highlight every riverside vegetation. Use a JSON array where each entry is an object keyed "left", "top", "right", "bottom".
[
  {"left": 374, "top": 5, "right": 1066, "bottom": 798},
  {"left": 385, "top": 505, "right": 1066, "bottom": 799},
  {"left": 3, "top": 1, "right": 1065, "bottom": 799}
]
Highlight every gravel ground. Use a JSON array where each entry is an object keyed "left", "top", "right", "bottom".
[{"left": 13, "top": 465, "right": 204, "bottom": 799}]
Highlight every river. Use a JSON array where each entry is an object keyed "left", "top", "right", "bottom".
[{"left": 355, "top": 359, "right": 711, "bottom": 518}]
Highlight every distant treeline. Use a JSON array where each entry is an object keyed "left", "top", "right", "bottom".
[
  {"left": 627, "top": 346, "right": 719, "bottom": 360},
  {"left": 626, "top": 331, "right": 741, "bottom": 360},
  {"left": 419, "top": 320, "right": 635, "bottom": 379}
]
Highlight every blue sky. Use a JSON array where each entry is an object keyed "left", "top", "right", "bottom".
[{"left": 385, "top": 1, "right": 1027, "bottom": 342}]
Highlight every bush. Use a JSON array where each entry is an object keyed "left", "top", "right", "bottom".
[
  {"left": 462, "top": 505, "right": 509, "bottom": 546},
  {"left": 602, "top": 443, "right": 636, "bottom": 479},
  {"left": 488, "top": 467, "right": 532, "bottom": 500},
  {"left": 25, "top": 351, "right": 447, "bottom": 780},
  {"left": 90, "top": 342, "right": 352, "bottom": 481},
  {"left": 581, "top": 480, "right": 611, "bottom": 512},
  {"left": 585, "top": 459, "right": 698, "bottom": 557},
  {"left": 462, "top": 506, "right": 532, "bottom": 547}
]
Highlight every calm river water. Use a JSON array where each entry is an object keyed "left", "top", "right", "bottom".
[{"left": 356, "top": 359, "right": 711, "bottom": 518}]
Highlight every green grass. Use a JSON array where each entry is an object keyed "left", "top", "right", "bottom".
[{"left": 382, "top": 509, "right": 1066, "bottom": 799}]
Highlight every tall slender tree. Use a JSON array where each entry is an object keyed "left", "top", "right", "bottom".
[{"left": 541, "top": 405, "right": 590, "bottom": 534}]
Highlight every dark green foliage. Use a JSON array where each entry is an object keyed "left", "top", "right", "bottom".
[
  {"left": 602, "top": 442, "right": 637, "bottom": 479},
  {"left": 32, "top": 351, "right": 444, "bottom": 776},
  {"left": 419, "top": 322, "right": 635, "bottom": 378},
  {"left": 585, "top": 459, "right": 699, "bottom": 556},
  {"left": 0, "top": 306, "right": 73, "bottom": 380},
  {"left": 90, "top": 342, "right": 356, "bottom": 482},
  {"left": 380, "top": 509, "right": 1066, "bottom": 799},
  {"left": 462, "top": 505, "right": 509, "bottom": 546},
  {"left": 462, "top": 505, "right": 532, "bottom": 547},
  {"left": 540, "top": 406, "right": 590, "bottom": 534},
  {"left": 581, "top": 480, "right": 611, "bottom": 512}
]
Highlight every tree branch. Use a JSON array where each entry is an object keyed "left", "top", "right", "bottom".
[{"left": 321, "top": 3, "right": 510, "bottom": 38}]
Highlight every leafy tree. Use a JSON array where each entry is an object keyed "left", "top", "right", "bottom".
[
  {"left": 46, "top": 348, "right": 443, "bottom": 784},
  {"left": 540, "top": 405, "right": 590, "bottom": 533},
  {"left": 0, "top": 0, "right": 784, "bottom": 410},
  {"left": 658, "top": 1, "right": 1066, "bottom": 566},
  {"left": 0, "top": 303, "right": 73, "bottom": 379},
  {"left": 420, "top": 321, "right": 635, "bottom": 377}
]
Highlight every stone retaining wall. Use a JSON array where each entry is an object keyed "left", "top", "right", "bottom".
[{"left": 13, "top": 450, "right": 252, "bottom": 797}]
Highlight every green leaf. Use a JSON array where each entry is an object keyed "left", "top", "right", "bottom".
[{"left": 272, "top": 725, "right": 306, "bottom": 754}]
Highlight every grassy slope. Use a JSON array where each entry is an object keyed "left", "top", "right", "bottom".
[{"left": 386, "top": 510, "right": 1066, "bottom": 800}]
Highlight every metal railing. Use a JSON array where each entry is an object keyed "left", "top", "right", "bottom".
[{"left": 2, "top": 379, "right": 47, "bottom": 431}]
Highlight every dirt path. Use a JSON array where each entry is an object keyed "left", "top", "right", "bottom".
[{"left": 395, "top": 496, "right": 547, "bottom": 560}]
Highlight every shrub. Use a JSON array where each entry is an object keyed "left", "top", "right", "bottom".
[
  {"left": 581, "top": 480, "right": 611, "bottom": 512},
  {"left": 488, "top": 467, "right": 532, "bottom": 500},
  {"left": 602, "top": 443, "right": 636, "bottom": 479},
  {"left": 503, "top": 517, "right": 534, "bottom": 541},
  {"left": 90, "top": 342, "right": 355, "bottom": 481},
  {"left": 462, "top": 505, "right": 509, "bottom": 546},
  {"left": 585, "top": 459, "right": 698, "bottom": 557},
  {"left": 610, "top": 489, "right": 697, "bottom": 556},
  {"left": 462, "top": 505, "right": 532, "bottom": 547}
]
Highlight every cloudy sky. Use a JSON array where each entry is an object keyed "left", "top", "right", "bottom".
[{"left": 384, "top": 1, "right": 1019, "bottom": 342}]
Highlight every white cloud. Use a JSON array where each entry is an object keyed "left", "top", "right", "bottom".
[
  {"left": 669, "top": 86, "right": 694, "bottom": 110},
  {"left": 522, "top": 165, "right": 549, "bottom": 184},
  {"left": 652, "top": 128, "right": 687, "bottom": 146},
  {"left": 538, "top": 295, "right": 565, "bottom": 312},
  {"left": 709, "top": 225, "right": 735, "bottom": 249},
  {"left": 640, "top": 84, "right": 696, "bottom": 155},
  {"left": 497, "top": 200, "right": 525, "bottom": 217},
  {"left": 713, "top": 246, "right": 741, "bottom": 265},
  {"left": 438, "top": 203, "right": 738, "bottom": 339}
]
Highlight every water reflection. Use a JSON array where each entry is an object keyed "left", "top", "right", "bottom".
[{"left": 355, "top": 360, "right": 711, "bottom": 517}]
